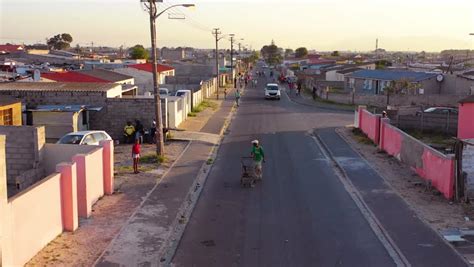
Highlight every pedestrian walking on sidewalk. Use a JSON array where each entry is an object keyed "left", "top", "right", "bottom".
[
  {"left": 235, "top": 89, "right": 241, "bottom": 107},
  {"left": 251, "top": 140, "right": 265, "bottom": 181},
  {"left": 224, "top": 88, "right": 227, "bottom": 100},
  {"left": 132, "top": 139, "right": 141, "bottom": 174},
  {"left": 312, "top": 86, "right": 317, "bottom": 100}
]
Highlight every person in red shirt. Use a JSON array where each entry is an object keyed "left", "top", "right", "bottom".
[{"left": 132, "top": 139, "right": 141, "bottom": 174}]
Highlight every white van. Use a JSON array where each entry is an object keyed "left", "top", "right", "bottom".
[{"left": 265, "top": 83, "right": 281, "bottom": 100}]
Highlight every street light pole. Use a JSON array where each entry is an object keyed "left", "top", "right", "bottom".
[
  {"left": 213, "top": 28, "right": 222, "bottom": 99},
  {"left": 143, "top": 0, "right": 195, "bottom": 156},
  {"left": 229, "top": 34, "right": 235, "bottom": 88}
]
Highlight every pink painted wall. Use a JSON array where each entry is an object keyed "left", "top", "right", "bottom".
[
  {"left": 378, "top": 119, "right": 455, "bottom": 199},
  {"left": 73, "top": 148, "right": 104, "bottom": 218},
  {"left": 379, "top": 120, "right": 402, "bottom": 158},
  {"left": 359, "top": 108, "right": 381, "bottom": 144},
  {"left": 100, "top": 140, "right": 114, "bottom": 195},
  {"left": 57, "top": 162, "right": 78, "bottom": 231},
  {"left": 415, "top": 149, "right": 455, "bottom": 199},
  {"left": 458, "top": 103, "right": 474, "bottom": 139},
  {"left": 4, "top": 173, "right": 63, "bottom": 266}
]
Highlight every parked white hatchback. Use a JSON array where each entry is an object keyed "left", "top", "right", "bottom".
[
  {"left": 265, "top": 83, "right": 281, "bottom": 100},
  {"left": 57, "top": 130, "right": 112, "bottom": 145}
]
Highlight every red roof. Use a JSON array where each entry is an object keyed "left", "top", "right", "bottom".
[
  {"left": 0, "top": 45, "right": 24, "bottom": 53},
  {"left": 41, "top": 72, "right": 110, "bottom": 83},
  {"left": 128, "top": 63, "right": 174, "bottom": 73}
]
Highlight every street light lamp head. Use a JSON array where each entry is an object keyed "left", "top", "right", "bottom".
[{"left": 182, "top": 4, "right": 195, "bottom": 7}]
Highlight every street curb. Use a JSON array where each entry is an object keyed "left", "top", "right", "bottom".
[
  {"left": 335, "top": 127, "right": 472, "bottom": 266},
  {"left": 313, "top": 130, "right": 410, "bottom": 267},
  {"left": 93, "top": 140, "right": 193, "bottom": 266},
  {"left": 157, "top": 89, "right": 241, "bottom": 266}
]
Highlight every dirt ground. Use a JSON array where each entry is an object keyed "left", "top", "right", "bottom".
[
  {"left": 338, "top": 127, "right": 474, "bottom": 231},
  {"left": 27, "top": 141, "right": 188, "bottom": 267}
]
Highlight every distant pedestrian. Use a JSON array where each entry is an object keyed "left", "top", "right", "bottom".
[
  {"left": 312, "top": 86, "right": 317, "bottom": 100},
  {"left": 224, "top": 87, "right": 227, "bottom": 100},
  {"left": 297, "top": 82, "right": 302, "bottom": 96},
  {"left": 234, "top": 77, "right": 237, "bottom": 89},
  {"left": 135, "top": 120, "right": 144, "bottom": 143},
  {"left": 132, "top": 139, "right": 141, "bottom": 174},
  {"left": 150, "top": 119, "right": 156, "bottom": 144},
  {"left": 124, "top": 121, "right": 135, "bottom": 144},
  {"left": 235, "top": 89, "right": 241, "bottom": 107}
]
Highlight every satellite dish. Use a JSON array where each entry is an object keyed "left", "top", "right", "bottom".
[{"left": 33, "top": 69, "right": 41, "bottom": 81}]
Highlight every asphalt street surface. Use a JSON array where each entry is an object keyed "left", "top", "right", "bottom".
[{"left": 171, "top": 65, "right": 467, "bottom": 267}]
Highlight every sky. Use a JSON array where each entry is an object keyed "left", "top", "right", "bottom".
[{"left": 1, "top": 0, "right": 473, "bottom": 52}]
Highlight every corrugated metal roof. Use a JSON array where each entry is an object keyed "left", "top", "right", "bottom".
[
  {"left": 27, "top": 105, "right": 103, "bottom": 112},
  {"left": 348, "top": 69, "right": 437, "bottom": 82},
  {"left": 128, "top": 63, "right": 174, "bottom": 73},
  {"left": 79, "top": 68, "right": 133, "bottom": 82},
  {"left": 0, "top": 82, "right": 120, "bottom": 92},
  {"left": 41, "top": 72, "right": 109, "bottom": 83}
]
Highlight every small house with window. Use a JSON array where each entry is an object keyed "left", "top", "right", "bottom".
[
  {"left": 344, "top": 70, "right": 438, "bottom": 95},
  {"left": 0, "top": 97, "right": 22, "bottom": 126},
  {"left": 26, "top": 105, "right": 102, "bottom": 140}
]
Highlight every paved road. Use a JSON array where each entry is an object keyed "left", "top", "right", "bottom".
[{"left": 171, "top": 67, "right": 467, "bottom": 266}]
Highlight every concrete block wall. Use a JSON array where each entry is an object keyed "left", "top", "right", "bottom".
[
  {"left": 90, "top": 98, "right": 167, "bottom": 140},
  {"left": 0, "top": 126, "right": 45, "bottom": 187},
  {"left": 317, "top": 89, "right": 467, "bottom": 108}
]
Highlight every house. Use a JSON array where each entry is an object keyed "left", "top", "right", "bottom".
[
  {"left": 345, "top": 70, "right": 438, "bottom": 95},
  {"left": 41, "top": 71, "right": 110, "bottom": 83},
  {"left": 326, "top": 67, "right": 363, "bottom": 82},
  {"left": 113, "top": 63, "right": 175, "bottom": 94},
  {"left": 161, "top": 47, "right": 193, "bottom": 61},
  {"left": 0, "top": 97, "right": 22, "bottom": 126},
  {"left": 79, "top": 69, "right": 134, "bottom": 85},
  {"left": 0, "top": 82, "right": 166, "bottom": 140},
  {"left": 0, "top": 44, "right": 24, "bottom": 55},
  {"left": 27, "top": 105, "right": 102, "bottom": 139}
]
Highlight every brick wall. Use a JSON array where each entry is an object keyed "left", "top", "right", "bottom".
[
  {"left": 90, "top": 98, "right": 167, "bottom": 140},
  {"left": 0, "top": 126, "right": 45, "bottom": 188}
]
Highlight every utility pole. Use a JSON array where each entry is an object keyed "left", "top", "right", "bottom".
[
  {"left": 142, "top": 0, "right": 195, "bottom": 156},
  {"left": 213, "top": 28, "right": 222, "bottom": 99},
  {"left": 229, "top": 34, "right": 235, "bottom": 88},
  {"left": 146, "top": 0, "right": 165, "bottom": 156}
]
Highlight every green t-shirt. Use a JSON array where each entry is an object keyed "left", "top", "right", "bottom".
[
  {"left": 252, "top": 146, "right": 264, "bottom": 162},
  {"left": 235, "top": 91, "right": 241, "bottom": 98}
]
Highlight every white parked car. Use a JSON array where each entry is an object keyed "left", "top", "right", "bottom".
[
  {"left": 57, "top": 131, "right": 112, "bottom": 145},
  {"left": 159, "top": 88, "right": 169, "bottom": 97},
  {"left": 265, "top": 83, "right": 281, "bottom": 100}
]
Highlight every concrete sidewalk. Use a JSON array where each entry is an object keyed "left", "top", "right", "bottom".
[
  {"left": 316, "top": 128, "right": 468, "bottom": 267},
  {"left": 95, "top": 88, "right": 239, "bottom": 266}
]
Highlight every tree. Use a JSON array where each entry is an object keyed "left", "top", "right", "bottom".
[
  {"left": 295, "top": 47, "right": 308, "bottom": 58},
  {"left": 383, "top": 79, "right": 419, "bottom": 105},
  {"left": 284, "top": 48, "right": 293, "bottom": 58},
  {"left": 260, "top": 41, "right": 282, "bottom": 66},
  {"left": 47, "top": 33, "right": 73, "bottom": 50},
  {"left": 375, "top": 59, "right": 392, "bottom": 69},
  {"left": 129, "top": 44, "right": 149, "bottom": 60},
  {"left": 331, "top": 50, "right": 340, "bottom": 57}
]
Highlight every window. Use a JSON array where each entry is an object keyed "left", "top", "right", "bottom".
[
  {"left": 82, "top": 134, "right": 96, "bottom": 145},
  {"left": 363, "top": 79, "right": 372, "bottom": 90},
  {"left": 380, "top": 81, "right": 388, "bottom": 92},
  {"left": 92, "top": 133, "right": 106, "bottom": 143},
  {"left": 0, "top": 108, "right": 13, "bottom": 125}
]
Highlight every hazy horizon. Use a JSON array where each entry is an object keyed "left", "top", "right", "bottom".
[{"left": 1, "top": 0, "right": 473, "bottom": 52}]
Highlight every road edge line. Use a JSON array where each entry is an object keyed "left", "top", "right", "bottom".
[
  {"left": 313, "top": 130, "right": 410, "bottom": 267},
  {"left": 335, "top": 127, "right": 472, "bottom": 266}
]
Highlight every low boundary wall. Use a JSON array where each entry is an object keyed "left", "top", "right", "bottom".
[
  {"left": 357, "top": 107, "right": 455, "bottom": 199},
  {"left": 0, "top": 140, "right": 114, "bottom": 266}
]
